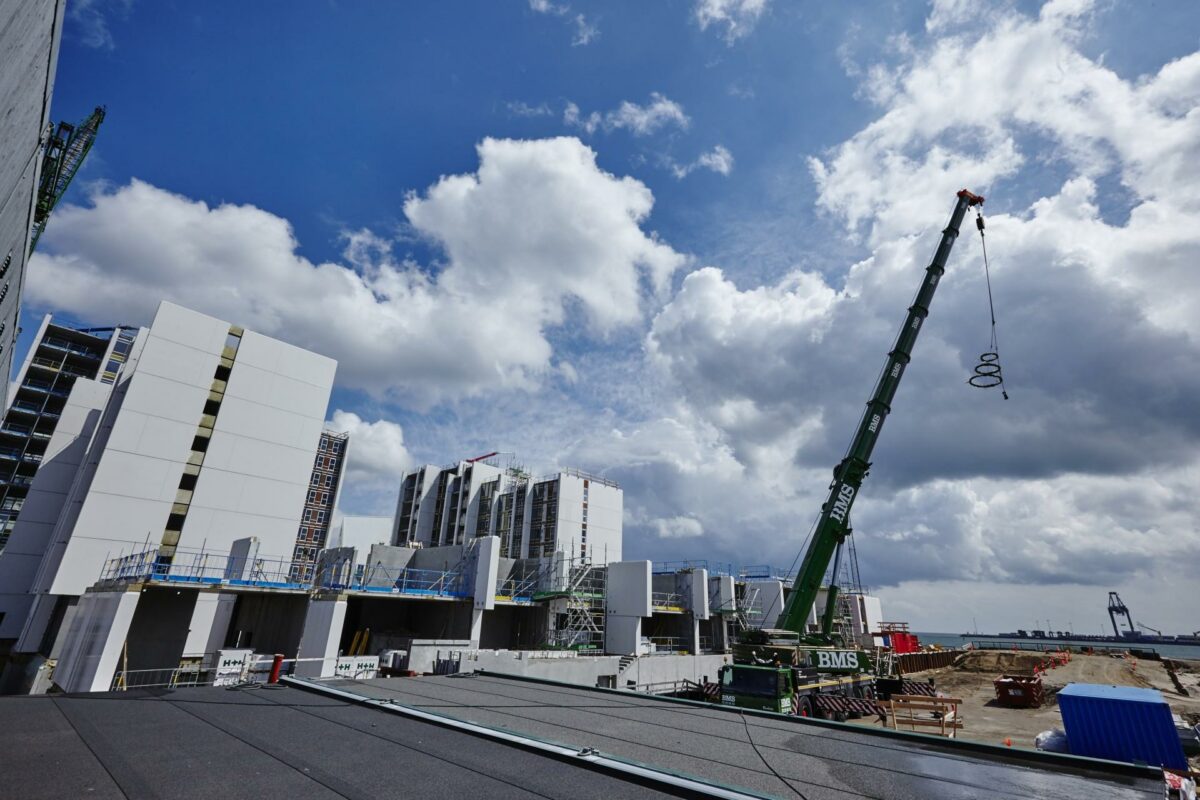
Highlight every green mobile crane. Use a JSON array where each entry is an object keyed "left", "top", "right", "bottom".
[{"left": 719, "top": 189, "right": 986, "bottom": 717}]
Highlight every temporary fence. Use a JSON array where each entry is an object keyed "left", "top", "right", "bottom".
[{"left": 895, "top": 649, "right": 962, "bottom": 675}]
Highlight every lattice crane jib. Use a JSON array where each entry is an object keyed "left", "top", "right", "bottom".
[{"left": 30, "top": 106, "right": 106, "bottom": 252}]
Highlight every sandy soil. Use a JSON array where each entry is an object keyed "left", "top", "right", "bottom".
[{"left": 846, "top": 652, "right": 1200, "bottom": 766}]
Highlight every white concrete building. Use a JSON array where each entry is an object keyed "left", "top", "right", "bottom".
[
  {"left": 0, "top": 0, "right": 66, "bottom": 402},
  {"left": 0, "top": 301, "right": 336, "bottom": 661},
  {"left": 394, "top": 463, "right": 622, "bottom": 565}
]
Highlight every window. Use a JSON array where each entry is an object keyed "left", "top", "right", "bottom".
[
  {"left": 0, "top": 251, "right": 10, "bottom": 278},
  {"left": 311, "top": 473, "right": 319, "bottom": 485},
  {"left": 308, "top": 489, "right": 317, "bottom": 502},
  {"left": 316, "top": 510, "right": 326, "bottom": 522},
  {"left": 304, "top": 509, "right": 313, "bottom": 521},
  {"left": 332, "top": 441, "right": 342, "bottom": 453},
  {"left": 324, "top": 474, "right": 333, "bottom": 487},
  {"left": 319, "top": 438, "right": 327, "bottom": 451}
]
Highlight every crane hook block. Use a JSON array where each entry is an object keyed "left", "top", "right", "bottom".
[{"left": 976, "top": 213, "right": 985, "bottom": 232}]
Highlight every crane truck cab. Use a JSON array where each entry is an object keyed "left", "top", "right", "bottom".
[{"left": 717, "top": 662, "right": 877, "bottom": 719}]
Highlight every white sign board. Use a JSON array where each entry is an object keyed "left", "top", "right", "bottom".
[
  {"left": 213, "top": 649, "right": 253, "bottom": 686},
  {"left": 334, "top": 656, "right": 379, "bottom": 680}
]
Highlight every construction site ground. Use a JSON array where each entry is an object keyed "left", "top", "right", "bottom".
[{"left": 846, "top": 651, "right": 1200, "bottom": 768}]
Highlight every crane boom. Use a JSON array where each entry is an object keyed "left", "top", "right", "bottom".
[
  {"left": 775, "top": 189, "right": 984, "bottom": 639},
  {"left": 29, "top": 106, "right": 106, "bottom": 252}
]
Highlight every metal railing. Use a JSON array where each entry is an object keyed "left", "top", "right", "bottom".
[
  {"left": 323, "top": 560, "right": 469, "bottom": 599},
  {"left": 651, "top": 591, "right": 685, "bottom": 612},
  {"left": 495, "top": 573, "right": 537, "bottom": 602},
  {"left": 644, "top": 636, "right": 687, "bottom": 654},
  {"left": 101, "top": 547, "right": 309, "bottom": 590},
  {"left": 108, "top": 654, "right": 373, "bottom": 691},
  {"left": 652, "top": 559, "right": 734, "bottom": 576}
]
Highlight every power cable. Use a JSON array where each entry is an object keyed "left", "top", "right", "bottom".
[
  {"left": 967, "top": 211, "right": 1009, "bottom": 399},
  {"left": 739, "top": 710, "right": 810, "bottom": 800}
]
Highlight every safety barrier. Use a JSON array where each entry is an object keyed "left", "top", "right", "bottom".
[{"left": 896, "top": 649, "right": 963, "bottom": 675}]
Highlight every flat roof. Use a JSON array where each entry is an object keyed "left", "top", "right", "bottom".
[
  {"left": 0, "top": 685, "right": 686, "bottom": 800},
  {"left": 306, "top": 673, "right": 1163, "bottom": 800}
]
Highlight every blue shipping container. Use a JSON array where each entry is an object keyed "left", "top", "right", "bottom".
[{"left": 1058, "top": 683, "right": 1186, "bottom": 769}]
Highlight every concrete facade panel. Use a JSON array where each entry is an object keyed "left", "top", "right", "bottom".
[
  {"left": 119, "top": 371, "right": 212, "bottom": 426},
  {"left": 607, "top": 561, "right": 651, "bottom": 617},
  {"left": 200, "top": 434, "right": 313, "bottom": 487},
  {"left": 212, "top": 395, "right": 313, "bottom": 450},
  {"left": 224, "top": 365, "right": 331, "bottom": 422},
  {"left": 85, "top": 448, "right": 181, "bottom": 503},
  {"left": 235, "top": 331, "right": 337, "bottom": 390},
  {"left": 128, "top": 336, "right": 219, "bottom": 392},
  {"left": 147, "top": 302, "right": 228, "bottom": 356}
]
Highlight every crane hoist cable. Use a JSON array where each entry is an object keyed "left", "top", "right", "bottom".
[{"left": 967, "top": 209, "right": 1009, "bottom": 399}]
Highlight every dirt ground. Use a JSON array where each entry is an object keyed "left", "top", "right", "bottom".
[{"left": 846, "top": 651, "right": 1200, "bottom": 766}]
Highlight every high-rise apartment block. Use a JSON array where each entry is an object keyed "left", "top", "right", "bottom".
[
  {"left": 291, "top": 430, "right": 348, "bottom": 581},
  {"left": 0, "top": 301, "right": 338, "bottom": 656},
  {"left": 0, "top": 319, "right": 136, "bottom": 550},
  {"left": 392, "top": 461, "right": 622, "bottom": 564},
  {"left": 0, "top": 1, "right": 66, "bottom": 402}
]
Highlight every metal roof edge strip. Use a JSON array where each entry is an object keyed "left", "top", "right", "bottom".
[
  {"left": 281, "top": 676, "right": 779, "bottom": 800},
  {"left": 472, "top": 669, "right": 1164, "bottom": 781}
]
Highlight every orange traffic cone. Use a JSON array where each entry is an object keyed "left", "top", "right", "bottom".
[{"left": 1003, "top": 737, "right": 1012, "bottom": 747}]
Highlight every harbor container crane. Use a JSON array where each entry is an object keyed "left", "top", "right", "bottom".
[
  {"left": 720, "top": 189, "right": 986, "bottom": 716},
  {"left": 1107, "top": 591, "right": 1135, "bottom": 638}
]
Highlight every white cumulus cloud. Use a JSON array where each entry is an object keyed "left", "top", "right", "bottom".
[
  {"left": 327, "top": 410, "right": 412, "bottom": 488},
  {"left": 670, "top": 145, "right": 735, "bottom": 178},
  {"left": 694, "top": 0, "right": 769, "bottom": 43},
  {"left": 565, "top": 93, "right": 690, "bottom": 137},
  {"left": 28, "top": 137, "right": 685, "bottom": 406}
]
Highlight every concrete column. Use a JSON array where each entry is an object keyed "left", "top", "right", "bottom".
[
  {"left": 182, "top": 591, "right": 236, "bottom": 658},
  {"left": 605, "top": 561, "right": 651, "bottom": 655},
  {"left": 749, "top": 579, "right": 785, "bottom": 629},
  {"left": 709, "top": 574, "right": 735, "bottom": 652},
  {"left": 685, "top": 569, "right": 709, "bottom": 654},
  {"left": 52, "top": 589, "right": 140, "bottom": 693},
  {"left": 469, "top": 536, "right": 500, "bottom": 648},
  {"left": 295, "top": 596, "right": 347, "bottom": 678}
]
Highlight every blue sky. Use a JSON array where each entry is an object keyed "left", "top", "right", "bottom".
[{"left": 30, "top": 0, "right": 1200, "bottom": 632}]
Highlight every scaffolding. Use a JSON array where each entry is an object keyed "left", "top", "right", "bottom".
[{"left": 536, "top": 556, "right": 606, "bottom": 651}]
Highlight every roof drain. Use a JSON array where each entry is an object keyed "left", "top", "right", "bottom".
[{"left": 282, "top": 676, "right": 774, "bottom": 800}]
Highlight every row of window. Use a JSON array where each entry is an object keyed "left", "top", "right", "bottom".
[
  {"left": 303, "top": 507, "right": 327, "bottom": 523},
  {"left": 313, "top": 454, "right": 341, "bottom": 470},
  {"left": 309, "top": 472, "right": 337, "bottom": 488},
  {"left": 306, "top": 489, "right": 333, "bottom": 506},
  {"left": 317, "top": 438, "right": 345, "bottom": 454}
]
